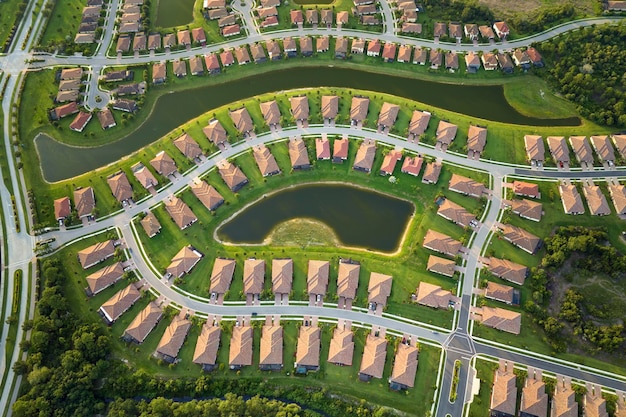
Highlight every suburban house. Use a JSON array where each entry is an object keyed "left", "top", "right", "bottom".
[
  {"left": 479, "top": 25, "right": 495, "bottom": 39},
  {"left": 229, "top": 107, "right": 254, "bottom": 136},
  {"left": 155, "top": 313, "right": 192, "bottom": 363},
  {"left": 526, "top": 47, "right": 544, "bottom": 67},
  {"left": 190, "top": 180, "right": 224, "bottom": 211},
  {"left": 426, "top": 255, "right": 456, "bottom": 278},
  {"left": 320, "top": 9, "right": 332, "bottom": 25},
  {"left": 122, "top": 302, "right": 163, "bottom": 344},
  {"left": 149, "top": 151, "right": 177, "bottom": 178},
  {"left": 164, "top": 196, "right": 197, "bottom": 229},
  {"left": 412, "top": 47, "right": 427, "bottom": 65},
  {"left": 608, "top": 183, "right": 626, "bottom": 215},
  {"left": 336, "top": 11, "right": 349, "bottom": 25},
  {"left": 289, "top": 138, "right": 311, "bottom": 170},
  {"left": 367, "top": 272, "right": 392, "bottom": 312},
  {"left": 472, "top": 306, "right": 521, "bottom": 334},
  {"left": 85, "top": 262, "right": 125, "bottom": 295},
  {"left": 449, "top": 22, "right": 462, "bottom": 40},
  {"left": 547, "top": 136, "right": 570, "bottom": 165},
  {"left": 366, "top": 39, "right": 381, "bottom": 57},
  {"left": 69, "top": 112, "right": 92, "bottom": 132},
  {"left": 484, "top": 257, "right": 528, "bottom": 285},
  {"left": 397, "top": 44, "right": 412, "bottom": 63},
  {"left": 519, "top": 368, "right": 548, "bottom": 417},
  {"left": 552, "top": 375, "right": 578, "bottom": 417},
  {"left": 243, "top": 258, "right": 265, "bottom": 303},
  {"left": 484, "top": 281, "right": 519, "bottom": 305},
  {"left": 445, "top": 51, "right": 459, "bottom": 71},
  {"left": 415, "top": 282, "right": 456, "bottom": 309},
  {"left": 193, "top": 322, "right": 221, "bottom": 371},
  {"left": 78, "top": 240, "right": 116, "bottom": 269},
  {"left": 401, "top": 155, "right": 423, "bottom": 177},
  {"left": 307, "top": 260, "right": 329, "bottom": 302},
  {"left": 465, "top": 52, "right": 481, "bottom": 73},
  {"left": 493, "top": 21, "right": 510, "bottom": 39},
  {"left": 229, "top": 324, "right": 253, "bottom": 370},
  {"left": 481, "top": 52, "right": 498, "bottom": 70},
  {"left": 389, "top": 342, "right": 418, "bottom": 391},
  {"left": 290, "top": 9, "right": 304, "bottom": 25},
  {"left": 496, "top": 223, "right": 542, "bottom": 254},
  {"left": 489, "top": 360, "right": 517, "bottom": 417},
  {"left": 203, "top": 119, "right": 228, "bottom": 146},
  {"left": 467, "top": 125, "right": 487, "bottom": 157},
  {"left": 612, "top": 134, "right": 626, "bottom": 159},
  {"left": 99, "top": 284, "right": 141, "bottom": 324},
  {"left": 131, "top": 162, "right": 158, "bottom": 190},
  {"left": 209, "top": 258, "right": 236, "bottom": 298},
  {"left": 464, "top": 23, "right": 479, "bottom": 40},
  {"left": 166, "top": 245, "right": 203, "bottom": 278},
  {"left": 133, "top": 33, "right": 146, "bottom": 51},
  {"left": 74, "top": 186, "right": 95, "bottom": 220},
  {"left": 300, "top": 36, "right": 313, "bottom": 56},
  {"left": 272, "top": 258, "right": 293, "bottom": 300},
  {"left": 317, "top": 35, "right": 330, "bottom": 53},
  {"left": 505, "top": 199, "right": 543, "bottom": 222},
  {"left": 569, "top": 136, "right": 594, "bottom": 167},
  {"left": 583, "top": 183, "right": 610, "bottom": 216},
  {"left": 148, "top": 33, "right": 161, "bottom": 50},
  {"left": 524, "top": 135, "right": 545, "bottom": 166},
  {"left": 382, "top": 42, "right": 396, "bottom": 62},
  {"left": 353, "top": 140, "right": 376, "bottom": 173},
  {"left": 333, "top": 137, "right": 349, "bottom": 163},
  {"left": 377, "top": 102, "right": 400, "bottom": 131},
  {"left": 559, "top": 184, "right": 585, "bottom": 215},
  {"left": 328, "top": 324, "right": 354, "bottom": 366},
  {"left": 253, "top": 144, "right": 281, "bottom": 176},
  {"left": 422, "top": 230, "right": 462, "bottom": 257},
  {"left": 316, "top": 138, "right": 331, "bottom": 160},
  {"left": 140, "top": 211, "right": 162, "bottom": 238},
  {"left": 259, "top": 320, "right": 283, "bottom": 371},
  {"left": 221, "top": 24, "right": 241, "bottom": 37},
  {"left": 437, "top": 198, "right": 476, "bottom": 228},
  {"left": 112, "top": 99, "right": 138, "bottom": 113},
  {"left": 152, "top": 62, "right": 166, "bottom": 84},
  {"left": 97, "top": 108, "right": 116, "bottom": 129},
  {"left": 408, "top": 110, "right": 431, "bottom": 141},
  {"left": 60, "top": 67, "right": 82, "bottom": 80},
  {"left": 162, "top": 33, "right": 176, "bottom": 48},
  {"left": 334, "top": 37, "right": 348, "bottom": 58},
  {"left": 173, "top": 132, "right": 203, "bottom": 161},
  {"left": 359, "top": 333, "right": 387, "bottom": 381},
  {"left": 204, "top": 53, "right": 221, "bottom": 74},
  {"left": 448, "top": 173, "right": 486, "bottom": 198},
  {"left": 590, "top": 135, "right": 615, "bottom": 165},
  {"left": 290, "top": 96, "right": 309, "bottom": 124},
  {"left": 429, "top": 49, "right": 442, "bottom": 69},
  {"left": 217, "top": 160, "right": 249, "bottom": 191},
  {"left": 177, "top": 29, "right": 191, "bottom": 46},
  {"left": 351, "top": 38, "right": 366, "bottom": 54},
  {"left": 435, "top": 120, "right": 457, "bottom": 150},
  {"left": 379, "top": 149, "right": 402, "bottom": 176},
  {"left": 421, "top": 162, "right": 442, "bottom": 184},
  {"left": 260, "top": 100, "right": 281, "bottom": 129},
  {"left": 512, "top": 181, "right": 540, "bottom": 199},
  {"left": 54, "top": 197, "right": 71, "bottom": 222},
  {"left": 585, "top": 384, "right": 609, "bottom": 417},
  {"left": 219, "top": 50, "right": 234, "bottom": 67},
  {"left": 234, "top": 46, "right": 250, "bottom": 65},
  {"left": 512, "top": 49, "right": 531, "bottom": 69},
  {"left": 433, "top": 22, "right": 446, "bottom": 38},
  {"left": 337, "top": 259, "right": 360, "bottom": 307},
  {"left": 350, "top": 96, "right": 370, "bottom": 125},
  {"left": 295, "top": 323, "right": 321, "bottom": 372}
]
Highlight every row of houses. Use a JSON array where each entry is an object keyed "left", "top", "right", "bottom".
[
  {"left": 117, "top": 0, "right": 145, "bottom": 34},
  {"left": 433, "top": 21, "right": 510, "bottom": 41},
  {"left": 50, "top": 68, "right": 90, "bottom": 131},
  {"left": 490, "top": 360, "right": 621, "bottom": 417},
  {"left": 558, "top": 179, "right": 626, "bottom": 216},
  {"left": 524, "top": 134, "right": 626, "bottom": 168},
  {"left": 74, "top": 0, "right": 105, "bottom": 44},
  {"left": 202, "top": 0, "right": 241, "bottom": 37}
]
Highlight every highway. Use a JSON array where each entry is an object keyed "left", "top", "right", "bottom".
[{"left": 0, "top": 3, "right": 624, "bottom": 416}]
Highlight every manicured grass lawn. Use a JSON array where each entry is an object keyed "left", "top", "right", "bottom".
[
  {"left": 467, "top": 358, "right": 498, "bottom": 417},
  {"left": 38, "top": 0, "right": 97, "bottom": 52},
  {"left": 0, "top": 0, "right": 22, "bottom": 51}
]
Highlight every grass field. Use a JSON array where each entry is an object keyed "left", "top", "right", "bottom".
[
  {"left": 38, "top": 0, "right": 96, "bottom": 52},
  {"left": 0, "top": 0, "right": 22, "bottom": 51}
]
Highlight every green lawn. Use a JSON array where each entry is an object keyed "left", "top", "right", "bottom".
[
  {"left": 37, "top": 0, "right": 98, "bottom": 54},
  {"left": 467, "top": 358, "right": 499, "bottom": 417},
  {"left": 0, "top": 0, "right": 23, "bottom": 52}
]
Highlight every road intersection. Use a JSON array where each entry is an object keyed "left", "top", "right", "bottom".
[{"left": 0, "top": 3, "right": 625, "bottom": 416}]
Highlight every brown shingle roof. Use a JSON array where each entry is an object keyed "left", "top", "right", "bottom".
[
  {"left": 513, "top": 181, "right": 540, "bottom": 198},
  {"left": 210, "top": 258, "right": 236, "bottom": 294},
  {"left": 164, "top": 196, "right": 197, "bottom": 229},
  {"left": 609, "top": 184, "right": 626, "bottom": 215},
  {"left": 150, "top": 151, "right": 177, "bottom": 177},
  {"left": 132, "top": 162, "right": 158, "bottom": 189},
  {"left": 74, "top": 186, "right": 95, "bottom": 218},
  {"left": 390, "top": 343, "right": 418, "bottom": 388},
  {"left": 295, "top": 325, "right": 321, "bottom": 367},
  {"left": 408, "top": 111, "right": 430, "bottom": 136},
  {"left": 520, "top": 368, "right": 548, "bottom": 417},
  {"left": 290, "top": 96, "right": 309, "bottom": 121},
  {"left": 307, "top": 260, "right": 329, "bottom": 295},
  {"left": 316, "top": 138, "right": 330, "bottom": 160},
  {"left": 377, "top": 102, "right": 400, "bottom": 128},
  {"left": 217, "top": 160, "right": 248, "bottom": 191},
  {"left": 177, "top": 29, "right": 191, "bottom": 45},
  {"left": 190, "top": 180, "right": 224, "bottom": 211},
  {"left": 333, "top": 138, "right": 349, "bottom": 160},
  {"left": 350, "top": 97, "right": 369, "bottom": 122},
  {"left": 229, "top": 325, "right": 253, "bottom": 367},
  {"left": 486, "top": 257, "right": 527, "bottom": 285},
  {"left": 99, "top": 284, "right": 141, "bottom": 323},
  {"left": 229, "top": 107, "right": 254, "bottom": 134},
  {"left": 78, "top": 240, "right": 115, "bottom": 269},
  {"left": 203, "top": 119, "right": 228, "bottom": 145},
  {"left": 497, "top": 223, "right": 541, "bottom": 254},
  {"left": 193, "top": 322, "right": 221, "bottom": 366},
  {"left": 524, "top": 135, "right": 545, "bottom": 163},
  {"left": 437, "top": 198, "right": 476, "bottom": 227},
  {"left": 321, "top": 95, "right": 339, "bottom": 120},
  {"left": 547, "top": 136, "right": 570, "bottom": 163},
  {"left": 508, "top": 199, "right": 543, "bottom": 222},
  {"left": 467, "top": 125, "right": 487, "bottom": 153},
  {"left": 272, "top": 259, "right": 293, "bottom": 294},
  {"left": 54, "top": 197, "right": 71, "bottom": 220},
  {"left": 401, "top": 155, "right": 423, "bottom": 176},
  {"left": 107, "top": 171, "right": 133, "bottom": 203},
  {"left": 477, "top": 306, "right": 521, "bottom": 334},
  {"left": 166, "top": 246, "right": 202, "bottom": 278},
  {"left": 559, "top": 184, "right": 585, "bottom": 215},
  {"left": 140, "top": 211, "right": 161, "bottom": 237},
  {"left": 422, "top": 230, "right": 462, "bottom": 257},
  {"left": 368, "top": 272, "right": 392, "bottom": 305},
  {"left": 173, "top": 132, "right": 202, "bottom": 160},
  {"left": 485, "top": 281, "right": 514, "bottom": 304},
  {"left": 552, "top": 376, "right": 578, "bottom": 417},
  {"left": 590, "top": 135, "right": 615, "bottom": 162},
  {"left": 359, "top": 334, "right": 387, "bottom": 378},
  {"left": 569, "top": 136, "right": 593, "bottom": 163},
  {"left": 243, "top": 258, "right": 265, "bottom": 294},
  {"left": 155, "top": 314, "right": 192, "bottom": 359},
  {"left": 327, "top": 327, "right": 354, "bottom": 366},
  {"left": 123, "top": 302, "right": 162, "bottom": 343},
  {"left": 426, "top": 255, "right": 455, "bottom": 277},
  {"left": 259, "top": 325, "right": 283, "bottom": 367},
  {"left": 253, "top": 144, "right": 281, "bottom": 176},
  {"left": 490, "top": 360, "right": 517, "bottom": 415},
  {"left": 353, "top": 139, "right": 376, "bottom": 172},
  {"left": 612, "top": 134, "right": 626, "bottom": 158},
  {"left": 86, "top": 261, "right": 124, "bottom": 294},
  {"left": 585, "top": 384, "right": 608, "bottom": 417},
  {"left": 380, "top": 150, "right": 402, "bottom": 175},
  {"left": 60, "top": 68, "right": 82, "bottom": 80},
  {"left": 416, "top": 282, "right": 454, "bottom": 309},
  {"left": 289, "top": 138, "right": 311, "bottom": 168},
  {"left": 337, "top": 260, "right": 359, "bottom": 299},
  {"left": 436, "top": 121, "right": 457, "bottom": 145},
  {"left": 583, "top": 184, "right": 610, "bottom": 216},
  {"left": 448, "top": 173, "right": 485, "bottom": 198},
  {"left": 422, "top": 162, "right": 442, "bottom": 184}
]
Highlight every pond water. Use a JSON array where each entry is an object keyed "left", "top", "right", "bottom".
[
  {"left": 216, "top": 183, "right": 415, "bottom": 253},
  {"left": 154, "top": 0, "right": 195, "bottom": 28},
  {"left": 37, "top": 66, "right": 580, "bottom": 181}
]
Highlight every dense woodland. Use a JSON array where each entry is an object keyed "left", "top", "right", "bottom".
[
  {"left": 539, "top": 24, "right": 626, "bottom": 127},
  {"left": 523, "top": 227, "right": 626, "bottom": 353},
  {"left": 12, "top": 259, "right": 398, "bottom": 417}
]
